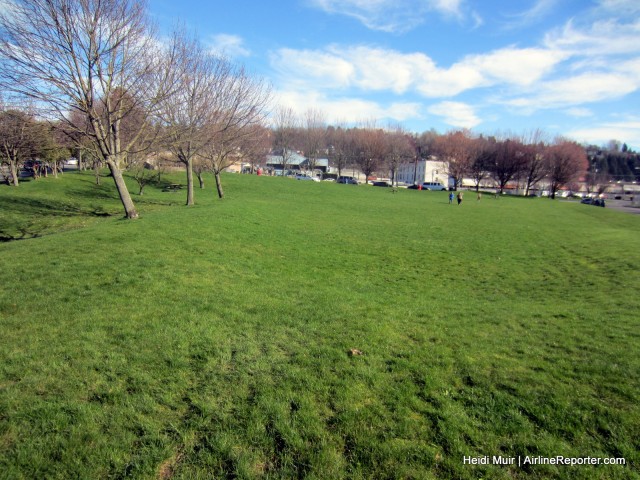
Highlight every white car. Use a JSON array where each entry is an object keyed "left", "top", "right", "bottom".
[
  {"left": 421, "top": 182, "right": 447, "bottom": 191},
  {"left": 295, "top": 174, "right": 320, "bottom": 182},
  {"left": 65, "top": 158, "right": 78, "bottom": 165}
]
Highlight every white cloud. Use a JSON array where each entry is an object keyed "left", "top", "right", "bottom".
[
  {"left": 270, "top": 48, "right": 354, "bottom": 89},
  {"left": 428, "top": 101, "right": 481, "bottom": 128},
  {"left": 268, "top": 2, "right": 640, "bottom": 128},
  {"left": 566, "top": 119, "right": 640, "bottom": 148},
  {"left": 431, "top": 0, "right": 464, "bottom": 18},
  {"left": 544, "top": 18, "right": 640, "bottom": 56},
  {"left": 273, "top": 89, "right": 422, "bottom": 124},
  {"left": 270, "top": 44, "right": 566, "bottom": 99},
  {"left": 596, "top": 0, "right": 640, "bottom": 15},
  {"left": 308, "top": 0, "right": 470, "bottom": 33},
  {"left": 504, "top": 72, "right": 638, "bottom": 110},
  {"left": 488, "top": 9, "right": 640, "bottom": 115},
  {"left": 501, "top": 0, "right": 559, "bottom": 29},
  {"left": 207, "top": 34, "right": 250, "bottom": 57},
  {"left": 461, "top": 47, "right": 567, "bottom": 86},
  {"left": 566, "top": 108, "right": 593, "bottom": 118}
]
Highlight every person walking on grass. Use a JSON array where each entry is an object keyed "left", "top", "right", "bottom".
[
  {"left": 457, "top": 192, "right": 463, "bottom": 205},
  {"left": 449, "top": 192, "right": 454, "bottom": 204}
]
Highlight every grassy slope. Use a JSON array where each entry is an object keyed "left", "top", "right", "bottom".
[{"left": 0, "top": 172, "right": 639, "bottom": 479}]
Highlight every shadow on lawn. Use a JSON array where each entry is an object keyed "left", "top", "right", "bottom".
[{"left": 0, "top": 195, "right": 115, "bottom": 242}]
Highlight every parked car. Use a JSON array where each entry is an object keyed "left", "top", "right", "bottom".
[
  {"left": 372, "top": 181, "right": 392, "bottom": 187},
  {"left": 421, "top": 182, "right": 447, "bottom": 191},
  {"left": 337, "top": 176, "right": 358, "bottom": 184},
  {"left": 295, "top": 174, "right": 320, "bottom": 182},
  {"left": 581, "top": 197, "right": 605, "bottom": 207}
]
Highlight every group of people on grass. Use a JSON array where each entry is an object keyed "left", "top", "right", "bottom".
[{"left": 449, "top": 191, "right": 483, "bottom": 205}]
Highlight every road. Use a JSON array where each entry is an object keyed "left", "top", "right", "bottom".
[{"left": 603, "top": 199, "right": 640, "bottom": 215}]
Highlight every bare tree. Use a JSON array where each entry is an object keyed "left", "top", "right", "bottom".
[
  {"left": 386, "top": 126, "right": 414, "bottom": 187},
  {"left": 517, "top": 130, "right": 548, "bottom": 196},
  {"left": 193, "top": 157, "right": 208, "bottom": 190},
  {"left": 468, "top": 136, "right": 495, "bottom": 192},
  {"left": 0, "top": 0, "right": 175, "bottom": 218},
  {"left": 326, "top": 125, "right": 351, "bottom": 179},
  {"left": 271, "top": 107, "right": 299, "bottom": 175},
  {"left": 156, "top": 30, "right": 231, "bottom": 206},
  {"left": 353, "top": 125, "right": 386, "bottom": 185},
  {"left": 40, "top": 122, "right": 72, "bottom": 178},
  {"left": 300, "top": 108, "right": 326, "bottom": 175},
  {"left": 433, "top": 130, "right": 476, "bottom": 190},
  {"left": 545, "top": 139, "right": 588, "bottom": 199},
  {"left": 519, "top": 143, "right": 545, "bottom": 196},
  {"left": 492, "top": 138, "right": 528, "bottom": 194},
  {"left": 127, "top": 154, "right": 159, "bottom": 195},
  {"left": 201, "top": 123, "right": 270, "bottom": 199},
  {"left": 585, "top": 170, "right": 611, "bottom": 196},
  {"left": 0, "top": 108, "right": 45, "bottom": 186},
  {"left": 208, "top": 64, "right": 270, "bottom": 197},
  {"left": 241, "top": 125, "right": 271, "bottom": 176}
]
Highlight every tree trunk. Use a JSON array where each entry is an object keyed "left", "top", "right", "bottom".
[
  {"left": 197, "top": 172, "right": 204, "bottom": 189},
  {"left": 106, "top": 159, "right": 139, "bottom": 219},
  {"left": 9, "top": 161, "right": 19, "bottom": 186},
  {"left": 186, "top": 159, "right": 194, "bottom": 206},
  {"left": 215, "top": 171, "right": 224, "bottom": 199}
]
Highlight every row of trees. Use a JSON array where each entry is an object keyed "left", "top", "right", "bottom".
[
  {"left": 1, "top": 1, "right": 631, "bottom": 212},
  {"left": 268, "top": 115, "right": 590, "bottom": 198},
  {"left": 271, "top": 111, "right": 417, "bottom": 185},
  {"left": 429, "top": 130, "right": 589, "bottom": 198},
  {"left": 0, "top": 0, "right": 271, "bottom": 218},
  {"left": 0, "top": 107, "right": 71, "bottom": 185}
]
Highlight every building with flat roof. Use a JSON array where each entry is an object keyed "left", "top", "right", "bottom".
[
  {"left": 397, "top": 158, "right": 450, "bottom": 186},
  {"left": 266, "top": 151, "right": 330, "bottom": 174}
]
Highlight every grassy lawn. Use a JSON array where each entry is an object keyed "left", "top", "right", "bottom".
[{"left": 0, "top": 171, "right": 638, "bottom": 479}]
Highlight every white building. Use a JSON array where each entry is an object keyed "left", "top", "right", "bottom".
[{"left": 397, "top": 158, "right": 449, "bottom": 186}]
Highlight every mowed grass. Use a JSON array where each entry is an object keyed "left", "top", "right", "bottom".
[{"left": 0, "top": 171, "right": 639, "bottom": 479}]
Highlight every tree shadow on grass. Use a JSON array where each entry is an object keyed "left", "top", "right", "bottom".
[
  {"left": 0, "top": 195, "right": 117, "bottom": 242},
  {"left": 66, "top": 184, "right": 121, "bottom": 202}
]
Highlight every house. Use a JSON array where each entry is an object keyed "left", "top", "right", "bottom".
[{"left": 266, "top": 151, "right": 330, "bottom": 175}]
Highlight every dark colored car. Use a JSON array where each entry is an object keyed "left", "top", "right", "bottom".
[
  {"left": 372, "top": 181, "right": 392, "bottom": 187},
  {"left": 337, "top": 176, "right": 358, "bottom": 184},
  {"left": 581, "top": 197, "right": 605, "bottom": 207}
]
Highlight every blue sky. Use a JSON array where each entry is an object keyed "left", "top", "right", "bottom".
[{"left": 149, "top": 0, "right": 640, "bottom": 149}]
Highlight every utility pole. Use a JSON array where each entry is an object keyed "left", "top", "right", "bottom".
[{"left": 414, "top": 146, "right": 421, "bottom": 185}]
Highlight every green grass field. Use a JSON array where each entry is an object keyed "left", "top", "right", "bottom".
[{"left": 1, "top": 171, "right": 639, "bottom": 479}]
